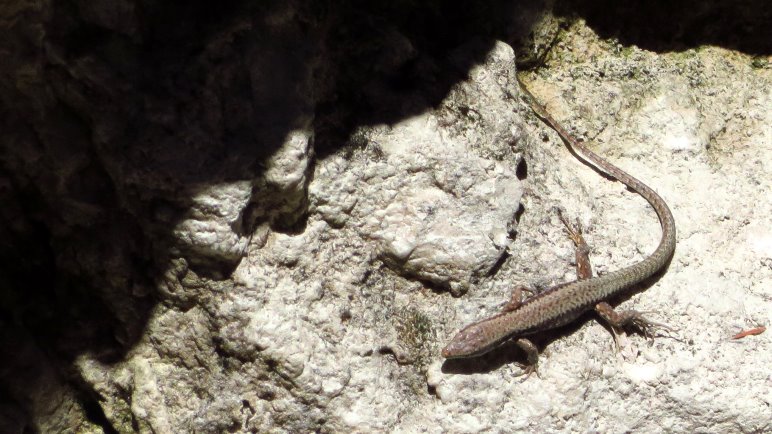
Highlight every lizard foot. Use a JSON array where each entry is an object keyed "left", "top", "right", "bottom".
[
  {"left": 596, "top": 302, "right": 674, "bottom": 340},
  {"left": 513, "top": 338, "right": 540, "bottom": 381},
  {"left": 557, "top": 208, "right": 586, "bottom": 247},
  {"left": 555, "top": 208, "right": 593, "bottom": 281},
  {"left": 514, "top": 362, "right": 540, "bottom": 381}
]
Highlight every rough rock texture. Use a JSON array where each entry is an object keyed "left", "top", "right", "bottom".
[{"left": 1, "top": 1, "right": 770, "bottom": 433}]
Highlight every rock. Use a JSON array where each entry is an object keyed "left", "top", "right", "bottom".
[{"left": 1, "top": 1, "right": 770, "bottom": 433}]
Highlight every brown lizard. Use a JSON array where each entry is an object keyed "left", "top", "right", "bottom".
[{"left": 442, "top": 76, "right": 677, "bottom": 373}]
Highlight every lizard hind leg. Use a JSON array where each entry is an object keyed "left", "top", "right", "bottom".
[
  {"left": 595, "top": 302, "right": 673, "bottom": 340},
  {"left": 557, "top": 209, "right": 593, "bottom": 281}
]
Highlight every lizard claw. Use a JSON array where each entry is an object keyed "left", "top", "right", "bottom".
[
  {"left": 627, "top": 313, "right": 674, "bottom": 339},
  {"left": 556, "top": 208, "right": 587, "bottom": 248},
  {"left": 514, "top": 362, "right": 540, "bottom": 381}
]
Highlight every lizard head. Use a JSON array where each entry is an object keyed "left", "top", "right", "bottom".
[{"left": 441, "top": 321, "right": 502, "bottom": 359}]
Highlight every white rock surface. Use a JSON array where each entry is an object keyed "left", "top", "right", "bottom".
[
  {"left": 312, "top": 108, "right": 523, "bottom": 295},
  {"left": 172, "top": 129, "right": 313, "bottom": 267},
  {"left": 173, "top": 180, "right": 253, "bottom": 263}
]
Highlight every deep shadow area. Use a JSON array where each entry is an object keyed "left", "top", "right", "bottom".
[
  {"left": 0, "top": 0, "right": 765, "bottom": 430},
  {"left": 557, "top": 0, "right": 772, "bottom": 54},
  {"left": 311, "top": 0, "right": 551, "bottom": 156}
]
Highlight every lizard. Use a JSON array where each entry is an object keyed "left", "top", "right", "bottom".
[{"left": 441, "top": 75, "right": 677, "bottom": 373}]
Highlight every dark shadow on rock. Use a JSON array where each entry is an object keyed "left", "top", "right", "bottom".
[
  {"left": 556, "top": 0, "right": 772, "bottom": 55},
  {"left": 312, "top": 1, "right": 553, "bottom": 157}
]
